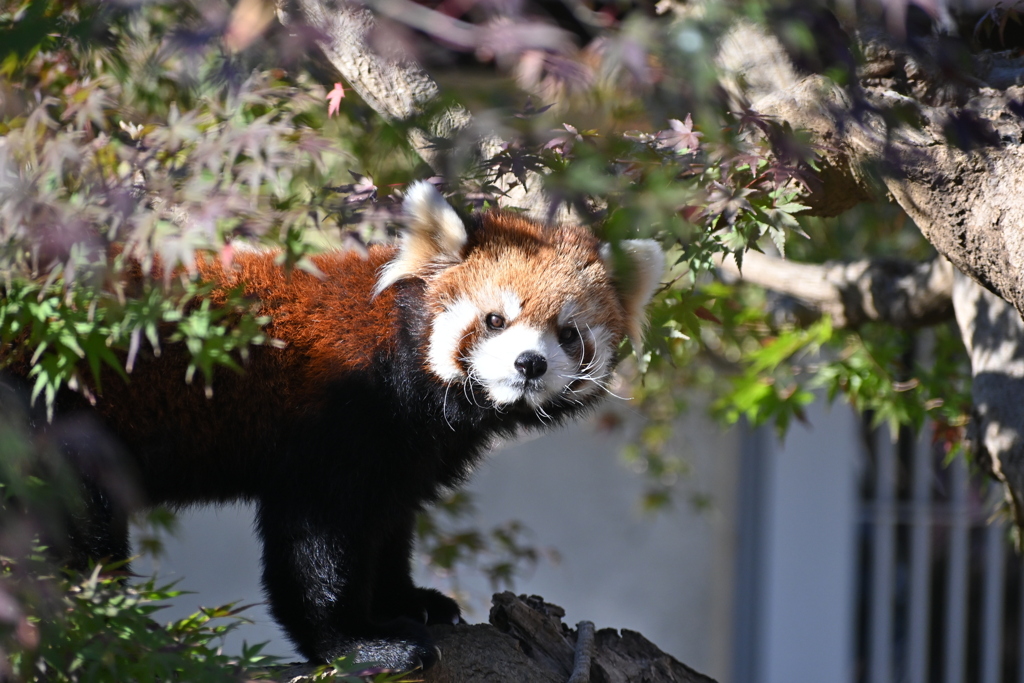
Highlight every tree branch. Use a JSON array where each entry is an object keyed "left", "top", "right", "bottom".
[
  {"left": 720, "top": 20, "right": 1024, "bottom": 523},
  {"left": 282, "top": 0, "right": 556, "bottom": 217},
  {"left": 749, "top": 64, "right": 1024, "bottom": 321},
  {"left": 717, "top": 250, "right": 954, "bottom": 329},
  {"left": 275, "top": 594, "right": 715, "bottom": 683},
  {"left": 953, "top": 272, "right": 1024, "bottom": 527}
]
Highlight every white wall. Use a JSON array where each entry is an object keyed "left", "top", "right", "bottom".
[{"left": 748, "top": 401, "right": 860, "bottom": 683}]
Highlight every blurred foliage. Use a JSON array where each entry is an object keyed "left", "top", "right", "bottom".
[
  {"left": 0, "top": 557, "right": 411, "bottom": 682},
  {"left": 0, "top": 0, "right": 353, "bottom": 402},
  {"left": 4, "top": 563, "right": 277, "bottom": 682},
  {"left": 0, "top": 400, "right": 272, "bottom": 681},
  {"left": 0, "top": 0, "right": 978, "bottom": 669},
  {"left": 416, "top": 490, "right": 557, "bottom": 606}
]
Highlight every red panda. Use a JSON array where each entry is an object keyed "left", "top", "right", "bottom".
[{"left": 12, "top": 182, "right": 663, "bottom": 670}]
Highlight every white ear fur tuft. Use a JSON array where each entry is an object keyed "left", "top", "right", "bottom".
[
  {"left": 374, "top": 181, "right": 468, "bottom": 296},
  {"left": 603, "top": 239, "right": 665, "bottom": 355}
]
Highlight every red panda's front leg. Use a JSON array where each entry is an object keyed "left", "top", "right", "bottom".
[
  {"left": 370, "top": 510, "right": 462, "bottom": 627},
  {"left": 255, "top": 495, "right": 440, "bottom": 670}
]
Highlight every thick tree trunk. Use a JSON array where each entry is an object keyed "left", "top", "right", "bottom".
[{"left": 748, "top": 55, "right": 1024, "bottom": 321}]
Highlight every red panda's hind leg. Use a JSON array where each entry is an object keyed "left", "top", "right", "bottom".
[
  {"left": 255, "top": 496, "right": 440, "bottom": 670},
  {"left": 64, "top": 476, "right": 133, "bottom": 573},
  {"left": 0, "top": 373, "right": 136, "bottom": 573}
]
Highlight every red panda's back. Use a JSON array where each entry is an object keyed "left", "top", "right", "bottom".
[{"left": 89, "top": 245, "right": 401, "bottom": 504}]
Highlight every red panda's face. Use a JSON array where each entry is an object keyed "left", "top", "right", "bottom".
[
  {"left": 376, "top": 182, "right": 664, "bottom": 414},
  {"left": 424, "top": 232, "right": 624, "bottom": 410}
]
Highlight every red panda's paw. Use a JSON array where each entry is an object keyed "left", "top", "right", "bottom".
[
  {"left": 334, "top": 619, "right": 441, "bottom": 672},
  {"left": 413, "top": 587, "right": 462, "bottom": 626}
]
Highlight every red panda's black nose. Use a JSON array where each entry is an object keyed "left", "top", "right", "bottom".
[{"left": 515, "top": 352, "right": 548, "bottom": 380}]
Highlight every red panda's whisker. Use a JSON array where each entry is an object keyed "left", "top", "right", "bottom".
[
  {"left": 462, "top": 370, "right": 482, "bottom": 408},
  {"left": 442, "top": 381, "right": 456, "bottom": 432},
  {"left": 572, "top": 321, "right": 588, "bottom": 368}
]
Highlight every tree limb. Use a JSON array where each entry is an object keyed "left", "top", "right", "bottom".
[
  {"left": 716, "top": 250, "right": 954, "bottom": 329},
  {"left": 749, "top": 65, "right": 1024, "bottom": 321},
  {"left": 426, "top": 593, "right": 716, "bottom": 683},
  {"left": 953, "top": 272, "right": 1024, "bottom": 527},
  {"left": 275, "top": 594, "right": 715, "bottom": 683},
  {"left": 282, "top": 0, "right": 556, "bottom": 217},
  {"left": 721, "top": 20, "right": 1024, "bottom": 520}
]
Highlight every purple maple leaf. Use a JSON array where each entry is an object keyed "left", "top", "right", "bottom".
[{"left": 656, "top": 114, "right": 702, "bottom": 153}]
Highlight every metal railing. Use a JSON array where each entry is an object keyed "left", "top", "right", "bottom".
[{"left": 856, "top": 425, "right": 1016, "bottom": 683}]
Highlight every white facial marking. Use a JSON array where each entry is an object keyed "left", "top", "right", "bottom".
[
  {"left": 428, "top": 293, "right": 619, "bottom": 411},
  {"left": 427, "top": 297, "right": 480, "bottom": 382},
  {"left": 473, "top": 325, "right": 545, "bottom": 400},
  {"left": 500, "top": 288, "right": 522, "bottom": 323},
  {"left": 467, "top": 318, "right": 611, "bottom": 408}
]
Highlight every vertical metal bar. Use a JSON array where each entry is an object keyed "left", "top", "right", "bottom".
[
  {"left": 944, "top": 457, "right": 969, "bottom": 683},
  {"left": 906, "top": 433, "right": 932, "bottom": 683},
  {"left": 979, "top": 485, "right": 1006, "bottom": 683},
  {"left": 732, "top": 423, "right": 768, "bottom": 683},
  {"left": 869, "top": 429, "right": 895, "bottom": 683},
  {"left": 1019, "top": 556, "right": 1024, "bottom": 683}
]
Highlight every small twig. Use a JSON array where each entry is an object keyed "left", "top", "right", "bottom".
[{"left": 567, "top": 621, "right": 595, "bottom": 683}]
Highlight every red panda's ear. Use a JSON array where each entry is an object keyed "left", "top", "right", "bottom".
[
  {"left": 374, "top": 182, "right": 468, "bottom": 296},
  {"left": 602, "top": 239, "right": 665, "bottom": 355}
]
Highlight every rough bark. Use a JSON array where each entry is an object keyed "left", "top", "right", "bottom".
[
  {"left": 862, "top": 117, "right": 1024, "bottom": 324},
  {"left": 953, "top": 272, "right": 1024, "bottom": 526},
  {"left": 747, "top": 38, "right": 1024, "bottom": 320},
  {"left": 274, "top": 593, "right": 716, "bottom": 683}
]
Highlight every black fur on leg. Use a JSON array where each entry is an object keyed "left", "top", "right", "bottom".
[
  {"left": 255, "top": 493, "right": 442, "bottom": 670},
  {"left": 370, "top": 510, "right": 461, "bottom": 627},
  {"left": 0, "top": 374, "right": 137, "bottom": 572}
]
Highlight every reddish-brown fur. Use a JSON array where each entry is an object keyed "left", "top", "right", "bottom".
[
  {"left": 430, "top": 212, "right": 627, "bottom": 344},
  {"left": 82, "top": 246, "right": 403, "bottom": 502}
]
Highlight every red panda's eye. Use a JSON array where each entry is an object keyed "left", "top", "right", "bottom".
[
  {"left": 486, "top": 313, "right": 506, "bottom": 330},
  {"left": 558, "top": 327, "right": 579, "bottom": 345}
]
